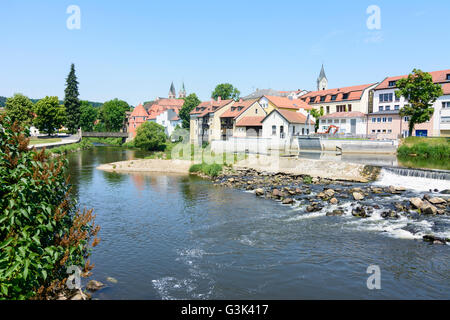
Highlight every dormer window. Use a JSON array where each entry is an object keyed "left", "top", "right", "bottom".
[
  {"left": 342, "top": 93, "right": 349, "bottom": 100},
  {"left": 447, "top": 74, "right": 450, "bottom": 80},
  {"left": 310, "top": 97, "right": 315, "bottom": 103},
  {"left": 389, "top": 81, "right": 397, "bottom": 87},
  {"left": 320, "top": 96, "right": 326, "bottom": 102},
  {"left": 331, "top": 95, "right": 337, "bottom": 101}
]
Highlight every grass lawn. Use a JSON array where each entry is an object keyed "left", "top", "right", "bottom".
[{"left": 29, "top": 137, "right": 62, "bottom": 145}]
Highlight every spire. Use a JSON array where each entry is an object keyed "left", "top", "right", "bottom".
[
  {"left": 169, "top": 82, "right": 176, "bottom": 99},
  {"left": 318, "top": 64, "right": 327, "bottom": 81},
  {"left": 179, "top": 82, "right": 186, "bottom": 98},
  {"left": 317, "top": 64, "right": 328, "bottom": 91}
]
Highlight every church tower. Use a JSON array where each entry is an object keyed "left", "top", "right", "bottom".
[
  {"left": 179, "top": 82, "right": 186, "bottom": 98},
  {"left": 168, "top": 82, "right": 176, "bottom": 99},
  {"left": 317, "top": 64, "right": 328, "bottom": 91}
]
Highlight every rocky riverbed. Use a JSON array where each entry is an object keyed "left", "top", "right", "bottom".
[{"left": 203, "top": 167, "right": 450, "bottom": 245}]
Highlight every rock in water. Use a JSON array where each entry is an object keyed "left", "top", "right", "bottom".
[
  {"left": 421, "top": 203, "right": 437, "bottom": 215},
  {"left": 324, "top": 189, "right": 335, "bottom": 197},
  {"left": 282, "top": 198, "right": 294, "bottom": 205},
  {"left": 353, "top": 192, "right": 364, "bottom": 201},
  {"left": 423, "top": 235, "right": 448, "bottom": 245},
  {"left": 428, "top": 197, "right": 446, "bottom": 205},
  {"left": 326, "top": 209, "right": 344, "bottom": 216},
  {"left": 330, "top": 198, "right": 338, "bottom": 205},
  {"left": 254, "top": 188, "right": 264, "bottom": 196},
  {"left": 410, "top": 197, "right": 423, "bottom": 209},
  {"left": 106, "top": 277, "right": 118, "bottom": 284},
  {"left": 86, "top": 280, "right": 105, "bottom": 292}
]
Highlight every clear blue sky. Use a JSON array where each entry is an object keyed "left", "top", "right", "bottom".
[{"left": 1, "top": 0, "right": 449, "bottom": 106}]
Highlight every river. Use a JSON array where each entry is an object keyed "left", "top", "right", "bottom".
[{"left": 67, "top": 146, "right": 450, "bottom": 300}]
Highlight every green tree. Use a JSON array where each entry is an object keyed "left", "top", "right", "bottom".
[
  {"left": 5, "top": 93, "right": 34, "bottom": 125},
  {"left": 211, "top": 83, "right": 240, "bottom": 101},
  {"left": 64, "top": 64, "right": 81, "bottom": 134},
  {"left": 100, "top": 99, "right": 130, "bottom": 132},
  {"left": 179, "top": 93, "right": 201, "bottom": 129},
  {"left": 33, "top": 96, "right": 66, "bottom": 136},
  {"left": 134, "top": 122, "right": 167, "bottom": 151},
  {"left": 396, "top": 69, "right": 443, "bottom": 136},
  {"left": 79, "top": 101, "right": 98, "bottom": 132},
  {"left": 308, "top": 108, "right": 324, "bottom": 133},
  {"left": 0, "top": 115, "right": 99, "bottom": 299}
]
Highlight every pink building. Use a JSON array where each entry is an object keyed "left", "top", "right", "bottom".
[{"left": 369, "top": 69, "right": 450, "bottom": 139}]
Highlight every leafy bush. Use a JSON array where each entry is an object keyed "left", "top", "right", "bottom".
[
  {"left": 49, "top": 139, "right": 93, "bottom": 155},
  {"left": 189, "top": 163, "right": 223, "bottom": 177},
  {"left": 0, "top": 116, "right": 99, "bottom": 299},
  {"left": 398, "top": 138, "right": 450, "bottom": 160},
  {"left": 303, "top": 176, "right": 313, "bottom": 184},
  {"left": 134, "top": 122, "right": 167, "bottom": 151}
]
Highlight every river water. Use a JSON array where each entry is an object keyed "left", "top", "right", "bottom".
[{"left": 67, "top": 146, "right": 450, "bottom": 300}]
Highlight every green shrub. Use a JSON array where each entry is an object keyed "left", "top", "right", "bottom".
[
  {"left": 189, "top": 163, "right": 223, "bottom": 177},
  {"left": 303, "top": 176, "right": 313, "bottom": 184},
  {"left": 0, "top": 116, "right": 99, "bottom": 300},
  {"left": 134, "top": 122, "right": 167, "bottom": 151},
  {"left": 398, "top": 140, "right": 450, "bottom": 160}
]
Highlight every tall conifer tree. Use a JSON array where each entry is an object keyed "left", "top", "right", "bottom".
[{"left": 64, "top": 64, "right": 81, "bottom": 133}]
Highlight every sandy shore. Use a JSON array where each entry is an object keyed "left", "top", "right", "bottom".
[{"left": 97, "top": 159, "right": 193, "bottom": 174}]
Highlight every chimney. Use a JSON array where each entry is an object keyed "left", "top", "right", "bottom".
[
  {"left": 218, "top": 96, "right": 221, "bottom": 102},
  {"left": 239, "top": 98, "right": 243, "bottom": 103}
]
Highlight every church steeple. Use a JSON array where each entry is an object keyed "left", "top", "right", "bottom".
[
  {"left": 317, "top": 64, "right": 328, "bottom": 91},
  {"left": 168, "top": 82, "right": 176, "bottom": 99},
  {"left": 179, "top": 82, "right": 186, "bottom": 98}
]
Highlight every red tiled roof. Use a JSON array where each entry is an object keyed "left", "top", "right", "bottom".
[
  {"left": 375, "top": 69, "right": 450, "bottom": 90},
  {"left": 302, "top": 84, "right": 376, "bottom": 104},
  {"left": 263, "top": 109, "right": 315, "bottom": 125},
  {"left": 190, "top": 99, "right": 234, "bottom": 116},
  {"left": 220, "top": 99, "right": 258, "bottom": 118},
  {"left": 130, "top": 104, "right": 148, "bottom": 117},
  {"left": 264, "top": 95, "right": 312, "bottom": 110},
  {"left": 320, "top": 111, "right": 366, "bottom": 119},
  {"left": 236, "top": 116, "right": 265, "bottom": 127}
]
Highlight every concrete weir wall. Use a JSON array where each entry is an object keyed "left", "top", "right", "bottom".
[
  {"left": 321, "top": 139, "right": 398, "bottom": 154},
  {"left": 211, "top": 137, "right": 299, "bottom": 154}
]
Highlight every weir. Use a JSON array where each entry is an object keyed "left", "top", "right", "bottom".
[{"left": 383, "top": 166, "right": 450, "bottom": 181}]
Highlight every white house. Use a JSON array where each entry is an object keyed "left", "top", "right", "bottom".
[
  {"left": 153, "top": 108, "right": 182, "bottom": 137},
  {"left": 262, "top": 108, "right": 315, "bottom": 140},
  {"left": 318, "top": 111, "right": 367, "bottom": 135}
]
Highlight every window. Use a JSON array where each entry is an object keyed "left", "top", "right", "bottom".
[
  {"left": 404, "top": 116, "right": 409, "bottom": 122},
  {"left": 395, "top": 93, "right": 400, "bottom": 102},
  {"left": 385, "top": 106, "right": 391, "bottom": 111},
  {"left": 380, "top": 93, "right": 393, "bottom": 102},
  {"left": 394, "top": 105, "right": 400, "bottom": 110},
  {"left": 377, "top": 129, "right": 381, "bottom": 133},
  {"left": 388, "top": 130, "right": 392, "bottom": 133},
  {"left": 442, "top": 102, "right": 450, "bottom": 109},
  {"left": 341, "top": 119, "right": 346, "bottom": 124},
  {"left": 255, "top": 109, "right": 258, "bottom": 114},
  {"left": 272, "top": 125, "right": 276, "bottom": 136},
  {"left": 372, "top": 130, "right": 376, "bottom": 133},
  {"left": 382, "top": 129, "right": 386, "bottom": 133},
  {"left": 310, "top": 97, "right": 315, "bottom": 103},
  {"left": 326, "top": 106, "right": 330, "bottom": 114},
  {"left": 388, "top": 117, "right": 393, "bottom": 122},
  {"left": 328, "top": 119, "right": 332, "bottom": 124},
  {"left": 331, "top": 95, "right": 337, "bottom": 101},
  {"left": 382, "top": 117, "right": 387, "bottom": 122},
  {"left": 377, "top": 118, "right": 381, "bottom": 122},
  {"left": 342, "top": 93, "right": 349, "bottom": 100},
  {"left": 348, "top": 104, "right": 352, "bottom": 112},
  {"left": 441, "top": 116, "right": 450, "bottom": 123},
  {"left": 447, "top": 74, "right": 450, "bottom": 80},
  {"left": 372, "top": 118, "right": 376, "bottom": 123},
  {"left": 379, "top": 106, "right": 384, "bottom": 111},
  {"left": 337, "top": 105, "right": 346, "bottom": 112},
  {"left": 388, "top": 81, "right": 397, "bottom": 87},
  {"left": 334, "top": 119, "right": 339, "bottom": 124},
  {"left": 292, "top": 126, "right": 296, "bottom": 135},
  {"left": 320, "top": 96, "right": 326, "bottom": 102}
]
